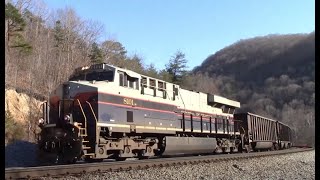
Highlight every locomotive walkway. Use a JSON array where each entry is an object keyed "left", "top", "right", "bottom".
[{"left": 5, "top": 147, "right": 312, "bottom": 179}]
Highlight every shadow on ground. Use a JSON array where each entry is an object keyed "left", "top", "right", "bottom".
[{"left": 5, "top": 140, "right": 38, "bottom": 168}]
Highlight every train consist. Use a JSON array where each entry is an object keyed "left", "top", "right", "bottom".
[{"left": 37, "top": 63, "right": 292, "bottom": 164}]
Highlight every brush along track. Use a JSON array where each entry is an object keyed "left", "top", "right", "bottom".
[{"left": 5, "top": 147, "right": 313, "bottom": 179}]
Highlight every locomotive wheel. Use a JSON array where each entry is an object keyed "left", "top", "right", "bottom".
[
  {"left": 67, "top": 157, "right": 78, "bottom": 164},
  {"left": 138, "top": 149, "right": 147, "bottom": 159},
  {"left": 245, "top": 144, "right": 252, "bottom": 153},
  {"left": 271, "top": 145, "right": 275, "bottom": 151}
]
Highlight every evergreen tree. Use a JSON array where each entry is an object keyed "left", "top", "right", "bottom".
[
  {"left": 145, "top": 63, "right": 159, "bottom": 78},
  {"left": 5, "top": 3, "right": 26, "bottom": 34},
  {"left": 159, "top": 69, "right": 173, "bottom": 82},
  {"left": 54, "top": 20, "right": 65, "bottom": 48},
  {"left": 125, "top": 54, "right": 144, "bottom": 73},
  {"left": 165, "top": 50, "right": 188, "bottom": 84},
  {"left": 5, "top": 2, "right": 32, "bottom": 53},
  {"left": 89, "top": 42, "right": 105, "bottom": 64}
]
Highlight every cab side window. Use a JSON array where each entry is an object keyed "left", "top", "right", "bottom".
[
  {"left": 119, "top": 71, "right": 139, "bottom": 90},
  {"left": 119, "top": 73, "right": 125, "bottom": 86}
]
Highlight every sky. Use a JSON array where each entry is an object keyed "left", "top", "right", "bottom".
[{"left": 43, "top": 0, "right": 314, "bottom": 70}]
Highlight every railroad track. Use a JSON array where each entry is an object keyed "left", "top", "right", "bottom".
[{"left": 5, "top": 147, "right": 313, "bottom": 179}]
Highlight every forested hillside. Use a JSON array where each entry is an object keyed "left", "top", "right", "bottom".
[
  {"left": 5, "top": 0, "right": 157, "bottom": 99},
  {"left": 4, "top": 0, "right": 191, "bottom": 143},
  {"left": 194, "top": 33, "right": 315, "bottom": 146}
]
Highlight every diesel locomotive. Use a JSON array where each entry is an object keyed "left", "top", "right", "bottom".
[{"left": 37, "top": 63, "right": 292, "bottom": 164}]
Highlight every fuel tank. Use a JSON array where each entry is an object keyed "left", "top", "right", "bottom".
[{"left": 161, "top": 136, "right": 217, "bottom": 156}]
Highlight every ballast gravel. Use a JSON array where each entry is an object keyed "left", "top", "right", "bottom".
[{"left": 41, "top": 150, "right": 314, "bottom": 180}]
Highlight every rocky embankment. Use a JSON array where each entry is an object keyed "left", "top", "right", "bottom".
[
  {"left": 5, "top": 88, "right": 44, "bottom": 124},
  {"left": 5, "top": 88, "right": 44, "bottom": 167}
]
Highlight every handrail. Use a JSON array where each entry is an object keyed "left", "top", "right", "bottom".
[
  {"left": 85, "top": 101, "right": 99, "bottom": 149},
  {"left": 39, "top": 101, "right": 49, "bottom": 124},
  {"left": 85, "top": 101, "right": 98, "bottom": 123},
  {"left": 76, "top": 99, "right": 87, "bottom": 136},
  {"left": 39, "top": 102, "right": 44, "bottom": 121}
]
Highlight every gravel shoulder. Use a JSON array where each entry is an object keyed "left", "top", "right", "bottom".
[{"left": 41, "top": 150, "right": 315, "bottom": 180}]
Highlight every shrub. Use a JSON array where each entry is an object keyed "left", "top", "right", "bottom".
[{"left": 5, "top": 111, "right": 25, "bottom": 144}]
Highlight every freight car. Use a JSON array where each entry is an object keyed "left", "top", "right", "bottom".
[
  {"left": 234, "top": 112, "right": 292, "bottom": 152},
  {"left": 36, "top": 63, "right": 292, "bottom": 164}
]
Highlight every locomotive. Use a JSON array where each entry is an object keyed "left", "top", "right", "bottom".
[{"left": 37, "top": 63, "right": 292, "bottom": 164}]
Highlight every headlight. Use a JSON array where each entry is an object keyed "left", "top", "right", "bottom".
[
  {"left": 39, "top": 118, "right": 44, "bottom": 124},
  {"left": 64, "top": 115, "right": 70, "bottom": 121}
]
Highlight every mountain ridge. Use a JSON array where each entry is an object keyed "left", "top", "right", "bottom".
[{"left": 192, "top": 32, "right": 315, "bottom": 146}]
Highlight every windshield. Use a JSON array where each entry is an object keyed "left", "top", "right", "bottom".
[{"left": 70, "top": 71, "right": 114, "bottom": 82}]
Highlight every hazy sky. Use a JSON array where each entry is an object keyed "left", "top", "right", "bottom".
[{"left": 44, "top": 0, "right": 314, "bottom": 70}]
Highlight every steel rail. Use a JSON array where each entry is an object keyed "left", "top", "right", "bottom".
[{"left": 5, "top": 148, "right": 313, "bottom": 179}]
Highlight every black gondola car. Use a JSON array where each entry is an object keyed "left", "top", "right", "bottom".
[{"left": 234, "top": 112, "right": 292, "bottom": 151}]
